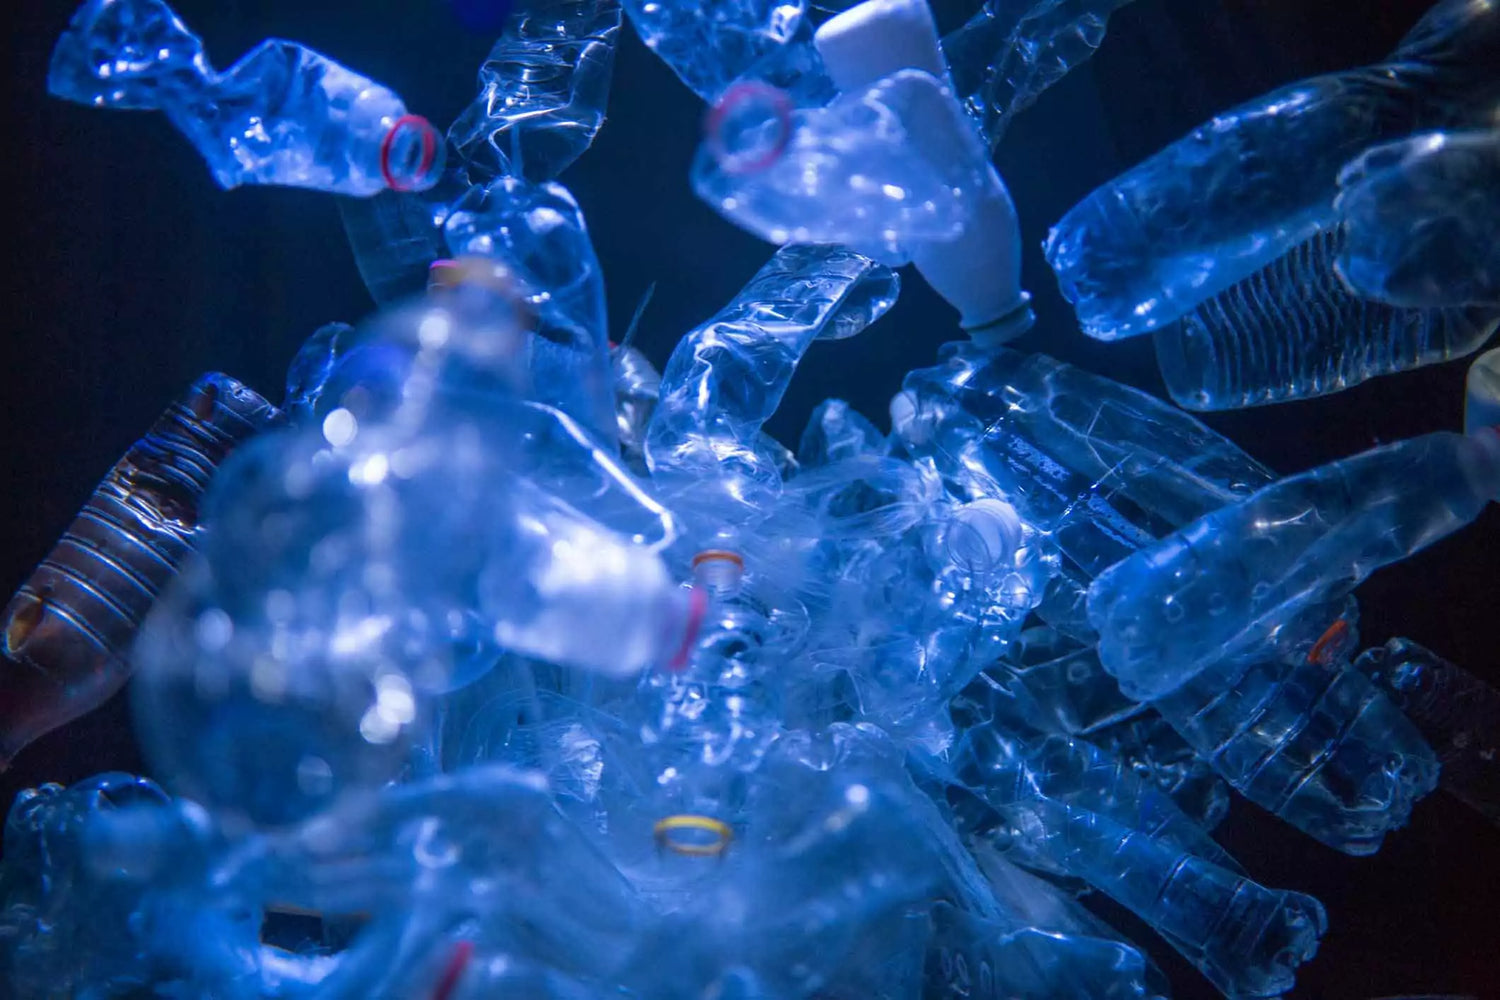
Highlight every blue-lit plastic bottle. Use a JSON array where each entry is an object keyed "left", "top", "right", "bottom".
[
  {"left": 1357, "top": 637, "right": 1500, "bottom": 828},
  {"left": 48, "top": 0, "right": 444, "bottom": 195},
  {"left": 1044, "top": 0, "right": 1500, "bottom": 340},
  {"left": 942, "top": 0, "right": 1137, "bottom": 147},
  {"left": 1335, "top": 129, "right": 1500, "bottom": 309},
  {"left": 449, "top": 0, "right": 623, "bottom": 183},
  {"left": 646, "top": 244, "right": 897, "bottom": 529},
  {"left": 621, "top": 0, "right": 806, "bottom": 101},
  {"left": 1088, "top": 428, "right": 1500, "bottom": 701},
  {"left": 1151, "top": 229, "right": 1500, "bottom": 410}
]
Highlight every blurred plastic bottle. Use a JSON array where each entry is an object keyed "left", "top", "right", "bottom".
[
  {"left": 692, "top": 69, "right": 989, "bottom": 262},
  {"left": 621, "top": 0, "right": 806, "bottom": 101},
  {"left": 1357, "top": 637, "right": 1500, "bottom": 828},
  {"left": 1088, "top": 429, "right": 1500, "bottom": 702},
  {"left": 1467, "top": 346, "right": 1500, "bottom": 435},
  {"left": 0, "top": 374, "right": 279, "bottom": 772},
  {"left": 796, "top": 398, "right": 883, "bottom": 467},
  {"left": 942, "top": 0, "right": 1137, "bottom": 147},
  {"left": 645, "top": 244, "right": 897, "bottom": 527},
  {"left": 48, "top": 0, "right": 444, "bottom": 195},
  {"left": 1151, "top": 229, "right": 1500, "bottom": 410},
  {"left": 1044, "top": 0, "right": 1500, "bottom": 339},
  {"left": 449, "top": 0, "right": 622, "bottom": 183},
  {"left": 446, "top": 178, "right": 618, "bottom": 444},
  {"left": 1335, "top": 129, "right": 1500, "bottom": 309},
  {"left": 336, "top": 168, "right": 471, "bottom": 307}
]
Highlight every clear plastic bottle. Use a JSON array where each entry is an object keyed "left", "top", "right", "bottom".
[
  {"left": 48, "top": 0, "right": 444, "bottom": 195},
  {"left": 645, "top": 244, "right": 897, "bottom": 527},
  {"left": 449, "top": 0, "right": 623, "bottom": 184},
  {"left": 1044, "top": 0, "right": 1500, "bottom": 340},
  {"left": 1152, "top": 229, "right": 1500, "bottom": 410},
  {"left": 621, "top": 0, "right": 806, "bottom": 101},
  {"left": 1088, "top": 429, "right": 1500, "bottom": 701},
  {"left": 1335, "top": 129, "right": 1500, "bottom": 309}
]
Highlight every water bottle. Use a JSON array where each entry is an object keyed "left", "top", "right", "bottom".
[
  {"left": 1088, "top": 428, "right": 1500, "bottom": 701},
  {"left": 445, "top": 178, "right": 619, "bottom": 445},
  {"left": 621, "top": 0, "right": 806, "bottom": 101},
  {"left": 645, "top": 244, "right": 897, "bottom": 528},
  {"left": 1357, "top": 637, "right": 1500, "bottom": 828},
  {"left": 48, "top": 0, "right": 444, "bottom": 195},
  {"left": 1044, "top": 0, "right": 1500, "bottom": 340},
  {"left": 0, "top": 374, "right": 280, "bottom": 771},
  {"left": 1335, "top": 128, "right": 1500, "bottom": 309},
  {"left": 1152, "top": 228, "right": 1500, "bottom": 410},
  {"left": 449, "top": 0, "right": 623, "bottom": 183},
  {"left": 942, "top": 0, "right": 1137, "bottom": 147}
]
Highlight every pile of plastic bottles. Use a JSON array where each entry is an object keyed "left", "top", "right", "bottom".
[{"left": 3, "top": 0, "right": 1499, "bottom": 997}]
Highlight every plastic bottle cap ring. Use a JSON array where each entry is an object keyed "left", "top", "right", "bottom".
[
  {"left": 381, "top": 114, "right": 439, "bottom": 192},
  {"left": 653, "top": 814, "right": 732, "bottom": 856},
  {"left": 705, "top": 81, "right": 794, "bottom": 176}
]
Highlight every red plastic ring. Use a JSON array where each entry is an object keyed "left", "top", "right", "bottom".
[
  {"left": 704, "top": 80, "right": 793, "bottom": 176},
  {"left": 380, "top": 114, "right": 438, "bottom": 192},
  {"left": 665, "top": 586, "right": 710, "bottom": 672}
]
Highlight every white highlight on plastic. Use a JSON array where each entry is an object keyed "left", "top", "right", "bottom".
[
  {"left": 323, "top": 407, "right": 359, "bottom": 447},
  {"left": 1465, "top": 346, "right": 1500, "bottom": 435}
]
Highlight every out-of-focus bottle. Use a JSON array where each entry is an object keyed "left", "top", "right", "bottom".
[{"left": 0, "top": 375, "right": 280, "bottom": 770}]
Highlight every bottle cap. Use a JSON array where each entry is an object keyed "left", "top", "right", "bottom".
[
  {"left": 813, "top": 0, "right": 948, "bottom": 93},
  {"left": 380, "top": 114, "right": 443, "bottom": 192}
]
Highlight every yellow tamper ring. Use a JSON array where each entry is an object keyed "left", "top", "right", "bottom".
[{"left": 653, "top": 814, "right": 732, "bottom": 857}]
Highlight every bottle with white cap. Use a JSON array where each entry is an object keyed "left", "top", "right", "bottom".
[{"left": 813, "top": 0, "right": 1033, "bottom": 345}]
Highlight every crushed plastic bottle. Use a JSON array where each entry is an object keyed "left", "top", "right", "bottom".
[
  {"left": 448, "top": 0, "right": 623, "bottom": 183},
  {"left": 622, "top": 0, "right": 807, "bottom": 101},
  {"left": 48, "top": 0, "right": 446, "bottom": 195}
]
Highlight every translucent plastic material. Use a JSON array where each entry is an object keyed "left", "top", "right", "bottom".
[
  {"left": 1045, "top": 0, "right": 1500, "bottom": 339},
  {"left": 1357, "top": 637, "right": 1500, "bottom": 828},
  {"left": 1089, "top": 430, "right": 1500, "bottom": 701},
  {"left": 1466, "top": 346, "right": 1500, "bottom": 435},
  {"left": 445, "top": 178, "right": 618, "bottom": 444},
  {"left": 621, "top": 0, "right": 806, "bottom": 100},
  {"left": 1335, "top": 129, "right": 1500, "bottom": 309},
  {"left": 693, "top": 70, "right": 993, "bottom": 262},
  {"left": 645, "top": 244, "right": 897, "bottom": 526},
  {"left": 1152, "top": 229, "right": 1500, "bottom": 410},
  {"left": 0, "top": 375, "right": 279, "bottom": 771},
  {"left": 47, "top": 0, "right": 445, "bottom": 195},
  {"left": 448, "top": 0, "right": 623, "bottom": 183},
  {"left": 943, "top": 0, "right": 1137, "bottom": 147}
]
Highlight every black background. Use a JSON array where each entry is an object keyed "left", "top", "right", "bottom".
[{"left": 2, "top": 1, "right": 1497, "bottom": 997}]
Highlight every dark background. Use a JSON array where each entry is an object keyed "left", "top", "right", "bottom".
[{"left": 2, "top": 1, "right": 1497, "bottom": 997}]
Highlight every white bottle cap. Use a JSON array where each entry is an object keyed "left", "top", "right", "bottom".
[
  {"left": 1465, "top": 345, "right": 1500, "bottom": 435},
  {"left": 814, "top": 0, "right": 1032, "bottom": 345},
  {"left": 813, "top": 0, "right": 948, "bottom": 92}
]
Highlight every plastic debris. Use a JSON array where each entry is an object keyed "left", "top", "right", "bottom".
[{"left": 10, "top": 0, "right": 1500, "bottom": 997}]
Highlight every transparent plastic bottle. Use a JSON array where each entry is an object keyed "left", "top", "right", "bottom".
[
  {"left": 1044, "top": 0, "right": 1500, "bottom": 340},
  {"left": 48, "top": 0, "right": 444, "bottom": 195}
]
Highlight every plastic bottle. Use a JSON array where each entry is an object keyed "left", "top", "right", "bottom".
[
  {"left": 1151, "top": 229, "right": 1500, "bottom": 410},
  {"left": 445, "top": 178, "right": 619, "bottom": 445},
  {"left": 620, "top": 0, "right": 806, "bottom": 101},
  {"left": 335, "top": 169, "right": 470, "bottom": 308},
  {"left": 1466, "top": 346, "right": 1500, "bottom": 435},
  {"left": 48, "top": 0, "right": 445, "bottom": 196},
  {"left": 1357, "top": 637, "right": 1500, "bottom": 827},
  {"left": 1044, "top": 0, "right": 1500, "bottom": 340},
  {"left": 1088, "top": 428, "right": 1500, "bottom": 702},
  {"left": 645, "top": 244, "right": 897, "bottom": 527},
  {"left": 1335, "top": 129, "right": 1500, "bottom": 309},
  {"left": 942, "top": 0, "right": 1137, "bottom": 147},
  {"left": 811, "top": 0, "right": 1034, "bottom": 341},
  {"left": 0, "top": 375, "right": 280, "bottom": 772},
  {"left": 692, "top": 69, "right": 989, "bottom": 262},
  {"left": 448, "top": 0, "right": 623, "bottom": 183}
]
